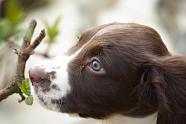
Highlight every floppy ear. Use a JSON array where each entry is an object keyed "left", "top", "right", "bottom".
[{"left": 137, "top": 55, "right": 186, "bottom": 124}]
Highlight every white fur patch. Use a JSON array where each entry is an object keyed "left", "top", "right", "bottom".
[
  {"left": 37, "top": 90, "right": 60, "bottom": 112},
  {"left": 31, "top": 56, "right": 73, "bottom": 111},
  {"left": 32, "top": 56, "right": 73, "bottom": 99}
]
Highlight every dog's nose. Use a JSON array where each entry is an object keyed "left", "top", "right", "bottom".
[{"left": 29, "top": 68, "right": 45, "bottom": 85}]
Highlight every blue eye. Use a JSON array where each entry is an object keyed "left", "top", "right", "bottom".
[{"left": 90, "top": 59, "right": 102, "bottom": 71}]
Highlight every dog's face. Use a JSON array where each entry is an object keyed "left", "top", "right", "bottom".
[{"left": 29, "top": 23, "right": 169, "bottom": 119}]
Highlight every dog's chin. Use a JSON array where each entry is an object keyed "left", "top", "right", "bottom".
[
  {"left": 35, "top": 91, "right": 109, "bottom": 119},
  {"left": 33, "top": 87, "right": 63, "bottom": 112},
  {"left": 35, "top": 93, "right": 81, "bottom": 118},
  {"left": 35, "top": 95, "right": 59, "bottom": 112}
]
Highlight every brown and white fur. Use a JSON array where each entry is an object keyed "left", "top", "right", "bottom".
[{"left": 29, "top": 23, "right": 186, "bottom": 124}]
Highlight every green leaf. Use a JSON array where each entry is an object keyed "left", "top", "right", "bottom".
[
  {"left": 53, "top": 17, "right": 61, "bottom": 30},
  {"left": 25, "top": 96, "right": 33, "bottom": 105},
  {"left": 18, "top": 79, "right": 34, "bottom": 105},
  {"left": 45, "top": 17, "right": 61, "bottom": 43},
  {"left": 18, "top": 79, "right": 31, "bottom": 96}
]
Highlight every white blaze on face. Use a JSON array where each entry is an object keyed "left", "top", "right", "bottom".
[
  {"left": 31, "top": 56, "right": 73, "bottom": 111},
  {"left": 35, "top": 56, "right": 72, "bottom": 98},
  {"left": 31, "top": 24, "right": 126, "bottom": 110}
]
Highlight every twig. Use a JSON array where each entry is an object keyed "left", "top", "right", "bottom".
[
  {"left": 7, "top": 37, "right": 51, "bottom": 59},
  {"left": 0, "top": 20, "right": 45, "bottom": 102}
]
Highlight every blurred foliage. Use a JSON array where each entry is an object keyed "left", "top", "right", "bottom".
[
  {"left": 0, "top": 0, "right": 60, "bottom": 53},
  {"left": 6, "top": 0, "right": 24, "bottom": 26},
  {"left": 45, "top": 17, "right": 61, "bottom": 44},
  {"left": 0, "top": 0, "right": 24, "bottom": 43},
  {"left": 19, "top": 0, "right": 49, "bottom": 11}
]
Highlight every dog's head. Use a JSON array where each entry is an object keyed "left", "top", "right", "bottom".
[{"left": 29, "top": 23, "right": 186, "bottom": 121}]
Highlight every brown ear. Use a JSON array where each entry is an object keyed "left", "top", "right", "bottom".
[{"left": 137, "top": 55, "right": 186, "bottom": 124}]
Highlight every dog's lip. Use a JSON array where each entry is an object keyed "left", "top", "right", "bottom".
[
  {"left": 30, "top": 80, "right": 36, "bottom": 86},
  {"left": 29, "top": 80, "right": 42, "bottom": 86},
  {"left": 31, "top": 79, "right": 51, "bottom": 91}
]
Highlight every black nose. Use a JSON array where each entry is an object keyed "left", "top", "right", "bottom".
[{"left": 29, "top": 68, "right": 45, "bottom": 85}]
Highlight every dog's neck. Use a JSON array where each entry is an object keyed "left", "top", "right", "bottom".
[{"left": 101, "top": 113, "right": 157, "bottom": 124}]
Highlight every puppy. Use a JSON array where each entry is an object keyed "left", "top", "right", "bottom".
[{"left": 29, "top": 23, "right": 186, "bottom": 124}]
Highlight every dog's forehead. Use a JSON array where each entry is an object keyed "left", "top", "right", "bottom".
[
  {"left": 81, "top": 23, "right": 131, "bottom": 44},
  {"left": 68, "top": 23, "right": 134, "bottom": 55}
]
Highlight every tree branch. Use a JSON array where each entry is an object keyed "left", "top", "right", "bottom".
[{"left": 0, "top": 20, "right": 45, "bottom": 102}]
